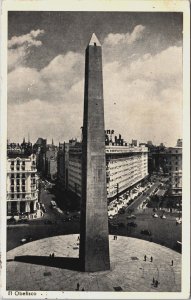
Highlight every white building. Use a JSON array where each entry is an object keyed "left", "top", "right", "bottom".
[
  {"left": 166, "top": 144, "right": 182, "bottom": 197},
  {"left": 7, "top": 143, "right": 40, "bottom": 219},
  {"left": 68, "top": 141, "right": 148, "bottom": 200}
]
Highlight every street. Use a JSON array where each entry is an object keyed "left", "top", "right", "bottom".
[
  {"left": 7, "top": 184, "right": 181, "bottom": 253},
  {"left": 7, "top": 189, "right": 80, "bottom": 251}
]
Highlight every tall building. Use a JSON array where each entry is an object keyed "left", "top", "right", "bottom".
[
  {"left": 57, "top": 142, "right": 69, "bottom": 192},
  {"left": 79, "top": 33, "right": 110, "bottom": 272},
  {"left": 7, "top": 141, "right": 40, "bottom": 219},
  {"left": 68, "top": 137, "right": 148, "bottom": 200},
  {"left": 165, "top": 142, "right": 182, "bottom": 197},
  {"left": 33, "top": 137, "right": 47, "bottom": 176}
]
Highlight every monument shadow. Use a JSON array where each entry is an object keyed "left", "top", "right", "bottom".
[{"left": 13, "top": 255, "right": 81, "bottom": 271}]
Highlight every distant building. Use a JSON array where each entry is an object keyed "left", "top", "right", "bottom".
[
  {"left": 45, "top": 140, "right": 58, "bottom": 181},
  {"left": 33, "top": 137, "right": 47, "bottom": 176},
  {"left": 57, "top": 142, "right": 69, "bottom": 192},
  {"left": 67, "top": 134, "right": 148, "bottom": 200},
  {"left": 7, "top": 140, "right": 40, "bottom": 219},
  {"left": 165, "top": 143, "right": 182, "bottom": 197},
  {"left": 176, "top": 138, "right": 182, "bottom": 147}
]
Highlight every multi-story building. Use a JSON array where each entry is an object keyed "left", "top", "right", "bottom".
[
  {"left": 67, "top": 133, "right": 148, "bottom": 201},
  {"left": 45, "top": 140, "right": 58, "bottom": 181},
  {"left": 57, "top": 142, "right": 69, "bottom": 192},
  {"left": 68, "top": 141, "right": 82, "bottom": 197},
  {"left": 7, "top": 141, "right": 40, "bottom": 219},
  {"left": 105, "top": 144, "right": 148, "bottom": 199},
  {"left": 33, "top": 137, "right": 47, "bottom": 176},
  {"left": 165, "top": 141, "right": 182, "bottom": 197}
]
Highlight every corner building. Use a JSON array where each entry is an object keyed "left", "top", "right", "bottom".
[
  {"left": 68, "top": 140, "right": 148, "bottom": 200},
  {"left": 7, "top": 142, "right": 39, "bottom": 219}
]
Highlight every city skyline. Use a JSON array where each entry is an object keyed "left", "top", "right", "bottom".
[{"left": 8, "top": 12, "right": 183, "bottom": 146}]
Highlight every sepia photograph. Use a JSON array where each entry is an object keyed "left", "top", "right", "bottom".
[{"left": 0, "top": 0, "right": 190, "bottom": 299}]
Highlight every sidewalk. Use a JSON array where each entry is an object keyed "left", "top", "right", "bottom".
[{"left": 6, "top": 235, "right": 181, "bottom": 292}]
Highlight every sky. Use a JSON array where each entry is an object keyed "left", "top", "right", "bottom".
[{"left": 8, "top": 11, "right": 183, "bottom": 146}]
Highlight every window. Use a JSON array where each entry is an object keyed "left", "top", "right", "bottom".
[
  {"left": 11, "top": 161, "right": 14, "bottom": 165},
  {"left": 22, "top": 193, "right": 25, "bottom": 199},
  {"left": 16, "top": 173, "right": 20, "bottom": 178},
  {"left": 11, "top": 174, "right": 14, "bottom": 179},
  {"left": 17, "top": 194, "right": 20, "bottom": 199},
  {"left": 176, "top": 167, "right": 178, "bottom": 171},
  {"left": 22, "top": 161, "right": 25, "bottom": 165},
  {"left": 11, "top": 187, "right": 14, "bottom": 192},
  {"left": 11, "top": 194, "right": 14, "bottom": 199},
  {"left": 16, "top": 166, "right": 20, "bottom": 171},
  {"left": 16, "top": 179, "right": 20, "bottom": 185},
  {"left": 22, "top": 174, "right": 25, "bottom": 178},
  {"left": 16, "top": 160, "right": 20, "bottom": 165},
  {"left": 22, "top": 179, "right": 25, "bottom": 185},
  {"left": 11, "top": 179, "right": 14, "bottom": 185},
  {"left": 22, "top": 166, "right": 25, "bottom": 171},
  {"left": 17, "top": 187, "right": 20, "bottom": 192},
  {"left": 22, "top": 187, "right": 25, "bottom": 192}
]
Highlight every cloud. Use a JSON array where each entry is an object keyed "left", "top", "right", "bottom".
[
  {"left": 8, "top": 51, "right": 84, "bottom": 104},
  {"left": 8, "top": 29, "right": 44, "bottom": 71},
  {"left": 103, "top": 46, "right": 182, "bottom": 146},
  {"left": 104, "top": 25, "right": 145, "bottom": 46},
  {"left": 8, "top": 29, "right": 44, "bottom": 48},
  {"left": 7, "top": 28, "right": 182, "bottom": 146},
  {"left": 8, "top": 99, "right": 83, "bottom": 144}
]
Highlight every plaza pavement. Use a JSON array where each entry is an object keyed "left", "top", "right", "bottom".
[{"left": 6, "top": 234, "right": 181, "bottom": 292}]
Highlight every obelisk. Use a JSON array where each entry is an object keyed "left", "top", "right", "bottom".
[{"left": 79, "top": 33, "right": 110, "bottom": 272}]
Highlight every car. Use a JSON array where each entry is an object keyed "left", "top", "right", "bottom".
[
  {"left": 20, "top": 236, "right": 32, "bottom": 244},
  {"left": 7, "top": 217, "right": 16, "bottom": 224},
  {"left": 126, "top": 215, "right": 136, "bottom": 219},
  {"left": 127, "top": 222, "right": 137, "bottom": 227},
  {"left": 141, "top": 230, "right": 151, "bottom": 236},
  {"left": 161, "top": 215, "right": 166, "bottom": 219},
  {"left": 176, "top": 218, "right": 182, "bottom": 225},
  {"left": 153, "top": 213, "right": 159, "bottom": 218}
]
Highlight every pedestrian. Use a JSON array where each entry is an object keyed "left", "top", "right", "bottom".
[
  {"left": 116, "top": 235, "right": 118, "bottom": 240},
  {"left": 82, "top": 288, "right": 85, "bottom": 291},
  {"left": 49, "top": 253, "right": 51, "bottom": 258},
  {"left": 76, "top": 283, "right": 80, "bottom": 291},
  {"left": 144, "top": 255, "right": 147, "bottom": 261},
  {"left": 155, "top": 280, "right": 158, "bottom": 287},
  {"left": 77, "top": 236, "right": 80, "bottom": 241},
  {"left": 113, "top": 235, "right": 115, "bottom": 240},
  {"left": 171, "top": 260, "right": 173, "bottom": 266},
  {"left": 152, "top": 277, "right": 155, "bottom": 285},
  {"left": 150, "top": 256, "right": 153, "bottom": 262},
  {"left": 52, "top": 252, "right": 55, "bottom": 258}
]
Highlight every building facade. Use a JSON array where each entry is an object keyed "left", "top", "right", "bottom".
[
  {"left": 67, "top": 136, "right": 148, "bottom": 200},
  {"left": 165, "top": 145, "right": 182, "bottom": 197},
  {"left": 7, "top": 142, "right": 39, "bottom": 219},
  {"left": 57, "top": 142, "right": 69, "bottom": 192}
]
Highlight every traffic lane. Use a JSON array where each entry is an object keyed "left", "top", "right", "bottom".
[
  {"left": 7, "top": 220, "right": 80, "bottom": 251},
  {"left": 127, "top": 181, "right": 161, "bottom": 211},
  {"left": 110, "top": 213, "right": 181, "bottom": 250}
]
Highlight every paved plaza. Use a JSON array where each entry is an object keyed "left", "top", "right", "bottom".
[{"left": 6, "top": 235, "right": 181, "bottom": 292}]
